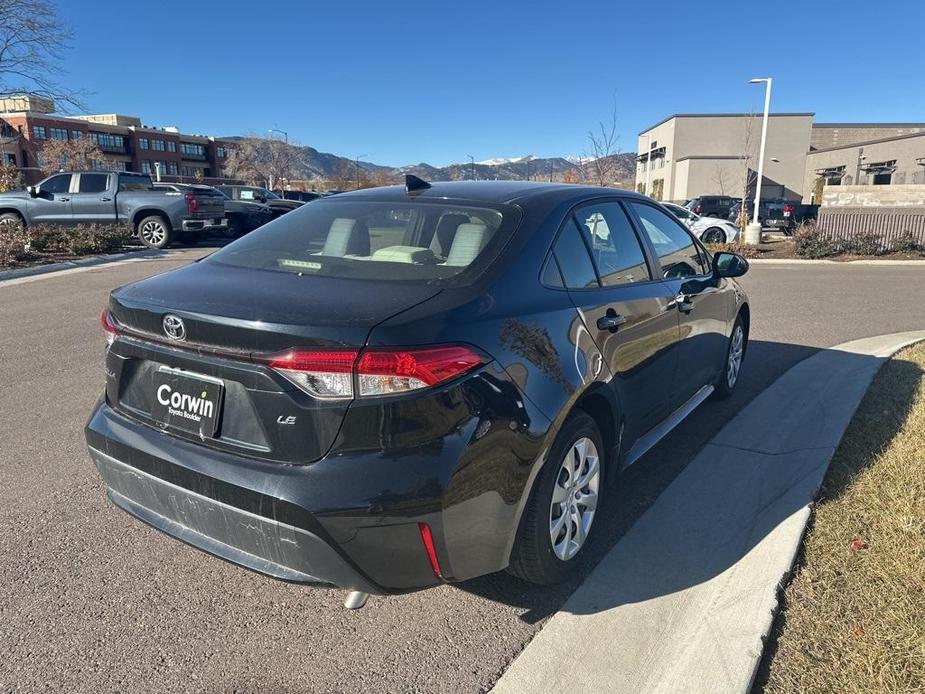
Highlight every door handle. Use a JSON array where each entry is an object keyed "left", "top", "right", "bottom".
[
  {"left": 59, "top": 197, "right": 70, "bottom": 202},
  {"left": 676, "top": 293, "right": 694, "bottom": 313},
  {"left": 597, "top": 313, "right": 627, "bottom": 332},
  {"left": 100, "top": 196, "right": 112, "bottom": 201}
]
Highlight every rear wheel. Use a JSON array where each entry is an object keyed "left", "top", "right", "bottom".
[
  {"left": 702, "top": 227, "right": 726, "bottom": 244},
  {"left": 508, "top": 411, "right": 604, "bottom": 584},
  {"left": 714, "top": 315, "right": 746, "bottom": 399},
  {"left": 136, "top": 215, "right": 172, "bottom": 249}
]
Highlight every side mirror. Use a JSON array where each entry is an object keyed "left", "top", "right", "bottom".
[
  {"left": 713, "top": 251, "right": 749, "bottom": 278},
  {"left": 27, "top": 185, "right": 37, "bottom": 197}
]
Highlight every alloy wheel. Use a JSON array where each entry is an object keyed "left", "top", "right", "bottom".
[
  {"left": 549, "top": 437, "right": 600, "bottom": 561},
  {"left": 703, "top": 228, "right": 725, "bottom": 244},
  {"left": 139, "top": 220, "right": 167, "bottom": 246},
  {"left": 727, "top": 324, "right": 744, "bottom": 388}
]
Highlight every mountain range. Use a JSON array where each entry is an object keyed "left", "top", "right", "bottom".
[{"left": 291, "top": 146, "right": 637, "bottom": 185}]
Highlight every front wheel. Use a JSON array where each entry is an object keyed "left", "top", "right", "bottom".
[
  {"left": 136, "top": 215, "right": 172, "bottom": 249},
  {"left": 702, "top": 227, "right": 726, "bottom": 244},
  {"left": 0, "top": 212, "right": 25, "bottom": 230},
  {"left": 714, "top": 315, "right": 746, "bottom": 399},
  {"left": 508, "top": 411, "right": 605, "bottom": 584}
]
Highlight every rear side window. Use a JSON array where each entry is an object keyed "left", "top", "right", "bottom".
[
  {"left": 630, "top": 202, "right": 708, "bottom": 278},
  {"left": 78, "top": 173, "right": 108, "bottom": 193},
  {"left": 208, "top": 199, "right": 517, "bottom": 284},
  {"left": 119, "top": 174, "right": 153, "bottom": 191},
  {"left": 551, "top": 219, "right": 598, "bottom": 289},
  {"left": 574, "top": 202, "right": 650, "bottom": 286}
]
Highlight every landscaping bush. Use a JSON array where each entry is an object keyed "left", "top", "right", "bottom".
[
  {"left": 841, "top": 232, "right": 883, "bottom": 257},
  {"left": 0, "top": 223, "right": 31, "bottom": 266},
  {"left": 793, "top": 222, "right": 839, "bottom": 259},
  {"left": 704, "top": 241, "right": 761, "bottom": 259},
  {"left": 892, "top": 230, "right": 925, "bottom": 256},
  {"left": 27, "top": 223, "right": 132, "bottom": 255}
]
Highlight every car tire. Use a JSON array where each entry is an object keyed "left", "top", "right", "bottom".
[
  {"left": 714, "top": 314, "right": 746, "bottom": 399},
  {"left": 0, "top": 212, "right": 24, "bottom": 230},
  {"left": 702, "top": 227, "right": 726, "bottom": 244},
  {"left": 136, "top": 215, "right": 172, "bottom": 249},
  {"left": 508, "top": 411, "right": 605, "bottom": 585}
]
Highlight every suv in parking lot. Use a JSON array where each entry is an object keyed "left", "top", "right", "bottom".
[
  {"left": 216, "top": 185, "right": 303, "bottom": 219},
  {"left": 87, "top": 179, "right": 750, "bottom": 601},
  {"left": 684, "top": 195, "right": 736, "bottom": 219},
  {"left": 728, "top": 198, "right": 816, "bottom": 234}
]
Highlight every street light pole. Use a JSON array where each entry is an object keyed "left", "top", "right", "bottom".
[
  {"left": 642, "top": 133, "right": 652, "bottom": 197},
  {"left": 268, "top": 128, "right": 288, "bottom": 143},
  {"left": 355, "top": 154, "right": 366, "bottom": 189},
  {"left": 746, "top": 77, "right": 772, "bottom": 245},
  {"left": 468, "top": 155, "right": 475, "bottom": 180}
]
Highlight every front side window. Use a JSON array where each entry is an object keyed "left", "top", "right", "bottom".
[
  {"left": 78, "top": 173, "right": 109, "bottom": 193},
  {"left": 630, "top": 202, "right": 708, "bottom": 279},
  {"left": 40, "top": 173, "right": 71, "bottom": 194},
  {"left": 208, "top": 200, "right": 517, "bottom": 284},
  {"left": 574, "top": 202, "right": 650, "bottom": 287},
  {"left": 550, "top": 218, "right": 599, "bottom": 289}
]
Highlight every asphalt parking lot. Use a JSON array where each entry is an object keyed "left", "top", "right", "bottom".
[{"left": 2, "top": 249, "right": 924, "bottom": 694}]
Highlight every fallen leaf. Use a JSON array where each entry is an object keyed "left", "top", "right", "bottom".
[
  {"left": 850, "top": 539, "right": 868, "bottom": 551},
  {"left": 853, "top": 624, "right": 864, "bottom": 638}
]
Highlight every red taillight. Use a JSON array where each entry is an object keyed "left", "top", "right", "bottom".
[
  {"left": 185, "top": 192, "right": 198, "bottom": 215},
  {"left": 418, "top": 522, "right": 442, "bottom": 578},
  {"left": 783, "top": 204, "right": 794, "bottom": 213},
  {"left": 262, "top": 345, "right": 483, "bottom": 399},
  {"left": 100, "top": 308, "right": 119, "bottom": 345}
]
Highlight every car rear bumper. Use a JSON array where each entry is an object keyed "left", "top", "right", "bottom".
[
  {"left": 181, "top": 217, "right": 227, "bottom": 232},
  {"left": 84, "top": 381, "right": 545, "bottom": 593}
]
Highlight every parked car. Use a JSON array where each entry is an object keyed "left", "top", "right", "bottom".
[
  {"left": 684, "top": 195, "right": 737, "bottom": 219},
  {"left": 277, "top": 190, "right": 324, "bottom": 203},
  {"left": 216, "top": 185, "right": 302, "bottom": 219},
  {"left": 727, "top": 199, "right": 816, "bottom": 234},
  {"left": 662, "top": 201, "right": 740, "bottom": 244},
  {"left": 155, "top": 182, "right": 272, "bottom": 238},
  {"left": 0, "top": 171, "right": 226, "bottom": 248},
  {"left": 87, "top": 179, "right": 750, "bottom": 603}
]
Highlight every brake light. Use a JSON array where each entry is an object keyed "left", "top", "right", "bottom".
[
  {"left": 783, "top": 203, "right": 794, "bottom": 215},
  {"left": 100, "top": 308, "right": 119, "bottom": 346},
  {"left": 185, "top": 192, "right": 198, "bottom": 215},
  {"left": 418, "top": 523, "right": 442, "bottom": 577},
  {"left": 264, "top": 345, "right": 484, "bottom": 399}
]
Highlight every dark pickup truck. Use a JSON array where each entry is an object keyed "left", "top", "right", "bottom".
[
  {"left": 728, "top": 199, "right": 819, "bottom": 234},
  {"left": 0, "top": 171, "right": 226, "bottom": 248}
]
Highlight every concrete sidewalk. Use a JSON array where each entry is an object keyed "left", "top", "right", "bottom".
[{"left": 493, "top": 331, "right": 925, "bottom": 694}]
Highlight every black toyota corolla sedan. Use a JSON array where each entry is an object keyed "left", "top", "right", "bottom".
[{"left": 86, "top": 177, "right": 749, "bottom": 604}]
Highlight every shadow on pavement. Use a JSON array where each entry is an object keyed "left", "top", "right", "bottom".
[{"left": 456, "top": 339, "right": 921, "bottom": 625}]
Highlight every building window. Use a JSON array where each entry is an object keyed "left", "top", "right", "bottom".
[
  {"left": 152, "top": 139, "right": 165, "bottom": 151},
  {"left": 50, "top": 127, "right": 68, "bottom": 140},
  {"left": 71, "top": 130, "right": 82, "bottom": 140},
  {"left": 90, "top": 132, "right": 125, "bottom": 149},
  {"left": 32, "top": 126, "right": 46, "bottom": 139},
  {"left": 138, "top": 137, "right": 149, "bottom": 149},
  {"left": 167, "top": 140, "right": 176, "bottom": 152},
  {"left": 91, "top": 159, "right": 124, "bottom": 172},
  {"left": 167, "top": 161, "right": 178, "bottom": 175},
  {"left": 141, "top": 160, "right": 151, "bottom": 174},
  {"left": 180, "top": 142, "right": 205, "bottom": 157},
  {"left": 4, "top": 153, "right": 15, "bottom": 166},
  {"left": 216, "top": 146, "right": 226, "bottom": 158},
  {"left": 1, "top": 122, "right": 15, "bottom": 138}
]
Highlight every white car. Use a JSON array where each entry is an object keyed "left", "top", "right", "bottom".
[{"left": 662, "top": 202, "right": 740, "bottom": 244}]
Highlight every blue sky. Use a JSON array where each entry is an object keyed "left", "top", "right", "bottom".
[{"left": 58, "top": 0, "right": 924, "bottom": 166}]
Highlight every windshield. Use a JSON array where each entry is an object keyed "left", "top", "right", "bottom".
[{"left": 207, "top": 198, "right": 519, "bottom": 283}]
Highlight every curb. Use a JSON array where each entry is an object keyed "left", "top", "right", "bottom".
[
  {"left": 0, "top": 247, "right": 164, "bottom": 284},
  {"left": 749, "top": 258, "right": 925, "bottom": 265},
  {"left": 491, "top": 331, "right": 925, "bottom": 694}
]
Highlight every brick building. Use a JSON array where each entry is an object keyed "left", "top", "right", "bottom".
[{"left": 0, "top": 95, "right": 237, "bottom": 185}]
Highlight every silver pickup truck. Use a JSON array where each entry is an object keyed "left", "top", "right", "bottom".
[{"left": 0, "top": 171, "right": 226, "bottom": 248}]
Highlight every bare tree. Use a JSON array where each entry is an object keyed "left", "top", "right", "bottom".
[
  {"left": 0, "top": 159, "right": 21, "bottom": 191},
  {"left": 0, "top": 0, "right": 84, "bottom": 110},
  {"left": 736, "top": 113, "right": 760, "bottom": 231},
  {"left": 712, "top": 164, "right": 731, "bottom": 195},
  {"left": 222, "top": 136, "right": 303, "bottom": 189},
  {"left": 38, "top": 136, "right": 108, "bottom": 174},
  {"left": 584, "top": 99, "right": 621, "bottom": 187}
]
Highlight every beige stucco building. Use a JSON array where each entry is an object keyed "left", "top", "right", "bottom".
[{"left": 635, "top": 113, "right": 814, "bottom": 203}]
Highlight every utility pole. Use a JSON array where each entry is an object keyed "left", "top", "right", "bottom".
[
  {"left": 468, "top": 154, "right": 475, "bottom": 180},
  {"left": 268, "top": 128, "right": 288, "bottom": 143},
  {"left": 746, "top": 77, "right": 772, "bottom": 245}
]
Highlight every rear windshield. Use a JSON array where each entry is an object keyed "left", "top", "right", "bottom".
[{"left": 207, "top": 198, "right": 518, "bottom": 283}]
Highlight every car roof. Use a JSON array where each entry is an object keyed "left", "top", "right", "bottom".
[{"left": 328, "top": 180, "right": 650, "bottom": 207}]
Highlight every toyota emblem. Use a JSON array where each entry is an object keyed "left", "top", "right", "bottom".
[{"left": 162, "top": 314, "right": 186, "bottom": 341}]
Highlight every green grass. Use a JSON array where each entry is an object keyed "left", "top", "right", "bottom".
[{"left": 761, "top": 342, "right": 925, "bottom": 693}]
